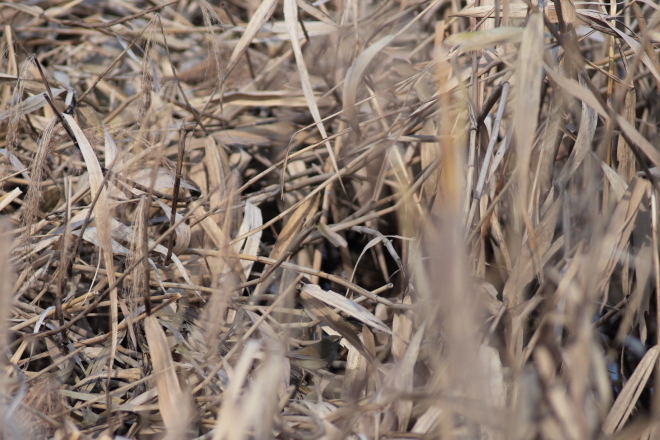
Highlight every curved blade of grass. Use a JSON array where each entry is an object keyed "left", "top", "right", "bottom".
[
  {"left": 342, "top": 34, "right": 395, "bottom": 137},
  {"left": 63, "top": 113, "right": 119, "bottom": 417},
  {"left": 545, "top": 64, "right": 660, "bottom": 168},
  {"left": 144, "top": 315, "right": 192, "bottom": 439}
]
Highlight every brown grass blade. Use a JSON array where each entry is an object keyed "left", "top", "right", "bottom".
[
  {"left": 342, "top": 35, "right": 395, "bottom": 137},
  {"left": 301, "top": 283, "right": 392, "bottom": 335},
  {"left": 513, "top": 11, "right": 544, "bottom": 207},
  {"left": 8, "top": 1, "right": 660, "bottom": 438},
  {"left": 144, "top": 315, "right": 193, "bottom": 439},
  {"left": 604, "top": 346, "right": 660, "bottom": 434},
  {"left": 283, "top": 0, "right": 341, "bottom": 182},
  {"left": 223, "top": 0, "right": 278, "bottom": 83}
]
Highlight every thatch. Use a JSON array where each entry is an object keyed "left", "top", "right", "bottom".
[{"left": 1, "top": 0, "right": 660, "bottom": 439}]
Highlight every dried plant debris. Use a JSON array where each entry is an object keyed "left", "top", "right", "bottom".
[{"left": 4, "top": 0, "right": 660, "bottom": 439}]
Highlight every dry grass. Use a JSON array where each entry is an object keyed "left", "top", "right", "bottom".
[{"left": 2, "top": 0, "right": 660, "bottom": 438}]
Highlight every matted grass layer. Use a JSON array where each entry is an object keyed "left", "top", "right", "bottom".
[{"left": 1, "top": 0, "right": 660, "bottom": 439}]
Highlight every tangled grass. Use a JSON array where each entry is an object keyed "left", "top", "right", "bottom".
[{"left": 2, "top": 0, "right": 660, "bottom": 439}]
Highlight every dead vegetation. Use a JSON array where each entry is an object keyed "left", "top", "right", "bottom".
[{"left": 2, "top": 0, "right": 660, "bottom": 438}]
